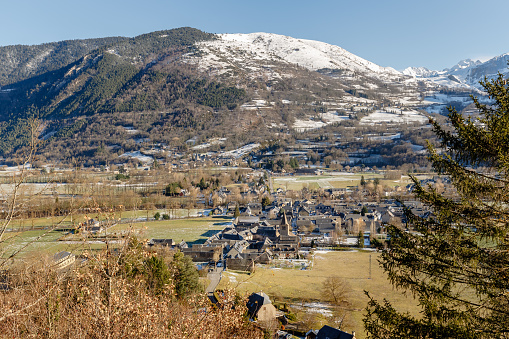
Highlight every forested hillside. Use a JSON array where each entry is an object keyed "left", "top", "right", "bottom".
[
  {"left": 0, "top": 36, "right": 128, "bottom": 86},
  {"left": 0, "top": 28, "right": 249, "bottom": 158}
]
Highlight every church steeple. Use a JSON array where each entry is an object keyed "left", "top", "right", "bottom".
[
  {"left": 281, "top": 211, "right": 289, "bottom": 227},
  {"left": 280, "top": 211, "right": 292, "bottom": 236}
]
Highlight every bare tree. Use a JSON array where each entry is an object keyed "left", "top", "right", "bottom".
[{"left": 321, "top": 276, "right": 350, "bottom": 306}]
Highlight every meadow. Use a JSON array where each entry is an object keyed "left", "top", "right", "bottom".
[
  {"left": 2, "top": 215, "right": 231, "bottom": 258},
  {"left": 218, "top": 250, "right": 420, "bottom": 338},
  {"left": 270, "top": 172, "right": 416, "bottom": 191},
  {"left": 107, "top": 215, "right": 230, "bottom": 245}
]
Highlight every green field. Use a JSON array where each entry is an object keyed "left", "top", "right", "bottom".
[
  {"left": 271, "top": 172, "right": 421, "bottom": 191},
  {"left": 107, "top": 216, "right": 231, "bottom": 244},
  {"left": 5, "top": 208, "right": 203, "bottom": 231},
  {"left": 2, "top": 214, "right": 231, "bottom": 258},
  {"left": 218, "top": 250, "right": 420, "bottom": 338},
  {"left": 1, "top": 229, "right": 89, "bottom": 258}
]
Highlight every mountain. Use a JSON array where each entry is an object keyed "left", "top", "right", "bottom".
[
  {"left": 402, "top": 67, "right": 440, "bottom": 78},
  {"left": 195, "top": 33, "right": 401, "bottom": 76},
  {"left": 403, "top": 55, "right": 509, "bottom": 89},
  {"left": 0, "top": 28, "right": 495, "bottom": 167},
  {"left": 0, "top": 37, "right": 129, "bottom": 87}
]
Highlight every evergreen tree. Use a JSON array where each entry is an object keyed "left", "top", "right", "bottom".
[
  {"left": 357, "top": 231, "right": 364, "bottom": 248},
  {"left": 364, "top": 74, "right": 509, "bottom": 338},
  {"left": 289, "top": 157, "right": 299, "bottom": 169},
  {"left": 144, "top": 255, "right": 172, "bottom": 295},
  {"left": 261, "top": 196, "right": 271, "bottom": 210},
  {"left": 233, "top": 205, "right": 240, "bottom": 218},
  {"left": 373, "top": 177, "right": 380, "bottom": 189},
  {"left": 360, "top": 175, "right": 366, "bottom": 187},
  {"left": 172, "top": 251, "right": 202, "bottom": 298}
]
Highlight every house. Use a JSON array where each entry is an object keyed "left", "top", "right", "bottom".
[
  {"left": 246, "top": 202, "right": 263, "bottom": 215},
  {"left": 343, "top": 214, "right": 365, "bottom": 234},
  {"left": 315, "top": 203, "right": 334, "bottom": 215},
  {"left": 53, "top": 251, "right": 75, "bottom": 270},
  {"left": 296, "top": 218, "right": 315, "bottom": 233},
  {"left": 316, "top": 325, "right": 355, "bottom": 339},
  {"left": 148, "top": 239, "right": 175, "bottom": 247},
  {"left": 297, "top": 205, "right": 312, "bottom": 217},
  {"left": 235, "top": 216, "right": 260, "bottom": 230},
  {"left": 81, "top": 218, "right": 103, "bottom": 234},
  {"left": 280, "top": 205, "right": 294, "bottom": 218},
  {"left": 227, "top": 201, "right": 238, "bottom": 212},
  {"left": 266, "top": 206, "right": 280, "bottom": 219},
  {"left": 182, "top": 245, "right": 222, "bottom": 262},
  {"left": 210, "top": 206, "right": 225, "bottom": 215},
  {"left": 246, "top": 292, "right": 277, "bottom": 322},
  {"left": 177, "top": 240, "right": 189, "bottom": 249}
]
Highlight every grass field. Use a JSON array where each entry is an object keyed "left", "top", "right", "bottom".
[
  {"left": 106, "top": 216, "right": 231, "bottom": 245},
  {"left": 1, "top": 229, "right": 95, "bottom": 258},
  {"left": 271, "top": 172, "right": 423, "bottom": 191},
  {"left": 2, "top": 214, "right": 230, "bottom": 258},
  {"left": 5, "top": 208, "right": 203, "bottom": 231},
  {"left": 218, "top": 250, "right": 420, "bottom": 338}
]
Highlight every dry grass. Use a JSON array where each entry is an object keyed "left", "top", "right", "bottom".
[{"left": 219, "top": 250, "right": 420, "bottom": 338}]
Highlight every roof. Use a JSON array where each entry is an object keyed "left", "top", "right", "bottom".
[
  {"left": 54, "top": 251, "right": 73, "bottom": 262},
  {"left": 317, "top": 325, "right": 354, "bottom": 339},
  {"left": 246, "top": 292, "right": 272, "bottom": 316}
]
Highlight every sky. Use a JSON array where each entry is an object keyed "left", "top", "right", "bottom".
[{"left": 1, "top": 0, "right": 508, "bottom": 71}]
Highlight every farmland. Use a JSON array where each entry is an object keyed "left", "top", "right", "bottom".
[
  {"left": 2, "top": 215, "right": 231, "bottom": 258},
  {"left": 218, "top": 250, "right": 420, "bottom": 338},
  {"left": 271, "top": 172, "right": 416, "bottom": 191}
]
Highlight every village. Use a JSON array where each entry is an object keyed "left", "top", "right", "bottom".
[{"left": 139, "top": 178, "right": 438, "bottom": 338}]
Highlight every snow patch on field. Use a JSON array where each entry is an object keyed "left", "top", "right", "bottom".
[
  {"left": 240, "top": 99, "right": 273, "bottom": 110},
  {"left": 293, "top": 119, "right": 326, "bottom": 131},
  {"left": 122, "top": 126, "right": 138, "bottom": 134},
  {"left": 222, "top": 143, "right": 260, "bottom": 158},
  {"left": 360, "top": 110, "right": 428, "bottom": 125},
  {"left": 191, "top": 138, "right": 227, "bottom": 150},
  {"left": 293, "top": 111, "right": 350, "bottom": 131},
  {"left": 293, "top": 302, "right": 334, "bottom": 316},
  {"left": 119, "top": 151, "right": 154, "bottom": 163}
]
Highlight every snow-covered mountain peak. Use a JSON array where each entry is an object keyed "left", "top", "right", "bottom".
[
  {"left": 195, "top": 32, "right": 401, "bottom": 77},
  {"left": 445, "top": 58, "right": 482, "bottom": 72},
  {"left": 402, "top": 66, "right": 440, "bottom": 78}
]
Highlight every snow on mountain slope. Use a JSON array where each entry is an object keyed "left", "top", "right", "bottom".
[
  {"left": 403, "top": 55, "right": 509, "bottom": 90},
  {"left": 445, "top": 58, "right": 483, "bottom": 73},
  {"left": 194, "top": 33, "right": 401, "bottom": 77},
  {"left": 402, "top": 67, "right": 441, "bottom": 78}
]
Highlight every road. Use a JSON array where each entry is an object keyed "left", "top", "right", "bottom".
[
  {"left": 265, "top": 170, "right": 274, "bottom": 193},
  {"left": 205, "top": 266, "right": 224, "bottom": 294}
]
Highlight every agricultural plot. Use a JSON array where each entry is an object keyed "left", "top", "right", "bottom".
[
  {"left": 1, "top": 229, "right": 87, "bottom": 258},
  {"left": 219, "top": 250, "right": 420, "bottom": 338},
  {"left": 271, "top": 172, "right": 421, "bottom": 191},
  {"left": 3, "top": 213, "right": 228, "bottom": 257},
  {"left": 107, "top": 216, "right": 231, "bottom": 245},
  {"left": 272, "top": 172, "right": 380, "bottom": 190},
  {"left": 5, "top": 209, "right": 204, "bottom": 232}
]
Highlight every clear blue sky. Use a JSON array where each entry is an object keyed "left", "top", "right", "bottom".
[{"left": 1, "top": 0, "right": 507, "bottom": 71}]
